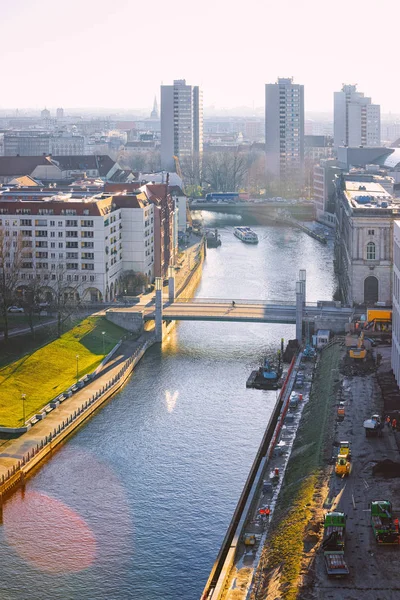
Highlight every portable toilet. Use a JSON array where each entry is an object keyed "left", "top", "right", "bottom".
[{"left": 316, "top": 329, "right": 330, "bottom": 349}]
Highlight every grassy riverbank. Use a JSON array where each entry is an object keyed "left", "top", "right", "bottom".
[
  {"left": 0, "top": 317, "right": 126, "bottom": 427},
  {"left": 254, "top": 344, "right": 342, "bottom": 600}
]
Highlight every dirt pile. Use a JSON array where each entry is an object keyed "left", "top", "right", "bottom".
[
  {"left": 377, "top": 370, "right": 400, "bottom": 412},
  {"left": 372, "top": 459, "right": 400, "bottom": 478}
]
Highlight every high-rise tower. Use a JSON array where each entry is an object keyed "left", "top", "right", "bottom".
[
  {"left": 160, "top": 80, "right": 203, "bottom": 171},
  {"left": 334, "top": 84, "right": 380, "bottom": 149},
  {"left": 265, "top": 77, "right": 305, "bottom": 188}
]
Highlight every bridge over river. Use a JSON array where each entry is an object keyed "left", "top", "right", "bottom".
[{"left": 106, "top": 281, "right": 354, "bottom": 342}]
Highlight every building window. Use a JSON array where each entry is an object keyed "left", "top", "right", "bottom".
[
  {"left": 366, "top": 241, "right": 376, "bottom": 260},
  {"left": 368, "top": 229, "right": 375, "bottom": 235}
]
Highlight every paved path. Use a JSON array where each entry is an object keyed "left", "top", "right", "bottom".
[{"left": 0, "top": 336, "right": 148, "bottom": 479}]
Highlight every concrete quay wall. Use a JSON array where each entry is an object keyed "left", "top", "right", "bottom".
[{"left": 201, "top": 353, "right": 301, "bottom": 600}]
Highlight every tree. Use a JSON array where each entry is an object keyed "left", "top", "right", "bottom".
[
  {"left": 0, "top": 230, "right": 25, "bottom": 342},
  {"left": 121, "top": 271, "right": 148, "bottom": 296},
  {"left": 48, "top": 269, "right": 82, "bottom": 338},
  {"left": 203, "top": 151, "right": 249, "bottom": 192}
]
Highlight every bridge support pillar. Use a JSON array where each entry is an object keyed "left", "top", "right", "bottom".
[
  {"left": 168, "top": 266, "right": 176, "bottom": 303},
  {"left": 296, "top": 281, "right": 303, "bottom": 343},
  {"left": 299, "top": 269, "right": 306, "bottom": 304},
  {"left": 155, "top": 277, "right": 163, "bottom": 342}
]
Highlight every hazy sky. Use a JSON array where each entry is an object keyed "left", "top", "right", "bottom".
[{"left": 2, "top": 0, "right": 399, "bottom": 113}]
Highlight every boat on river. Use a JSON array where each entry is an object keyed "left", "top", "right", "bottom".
[
  {"left": 233, "top": 226, "right": 258, "bottom": 244},
  {"left": 246, "top": 342, "right": 284, "bottom": 390},
  {"left": 206, "top": 228, "right": 222, "bottom": 248}
]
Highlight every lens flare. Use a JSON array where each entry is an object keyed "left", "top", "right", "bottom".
[{"left": 3, "top": 490, "right": 97, "bottom": 574}]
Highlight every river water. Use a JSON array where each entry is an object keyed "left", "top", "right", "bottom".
[{"left": 0, "top": 216, "right": 335, "bottom": 600}]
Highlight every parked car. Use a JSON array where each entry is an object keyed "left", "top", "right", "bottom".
[{"left": 8, "top": 306, "right": 24, "bottom": 313}]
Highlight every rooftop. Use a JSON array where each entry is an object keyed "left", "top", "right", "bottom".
[{"left": 343, "top": 180, "right": 400, "bottom": 213}]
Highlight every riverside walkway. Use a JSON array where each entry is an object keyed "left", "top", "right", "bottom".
[{"left": 0, "top": 335, "right": 152, "bottom": 483}]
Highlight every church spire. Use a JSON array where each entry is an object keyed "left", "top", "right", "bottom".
[{"left": 150, "top": 96, "right": 159, "bottom": 119}]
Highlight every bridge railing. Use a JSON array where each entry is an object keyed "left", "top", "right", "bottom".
[{"left": 162, "top": 296, "right": 299, "bottom": 306}]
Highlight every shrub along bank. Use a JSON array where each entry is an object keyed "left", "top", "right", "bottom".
[
  {"left": 254, "top": 344, "right": 342, "bottom": 600},
  {"left": 0, "top": 317, "right": 126, "bottom": 427}
]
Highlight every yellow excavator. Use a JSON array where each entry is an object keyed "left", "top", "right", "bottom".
[{"left": 349, "top": 331, "right": 367, "bottom": 360}]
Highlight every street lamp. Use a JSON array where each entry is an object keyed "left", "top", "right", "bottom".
[
  {"left": 21, "top": 393, "right": 26, "bottom": 425},
  {"left": 76, "top": 355, "right": 79, "bottom": 382},
  {"left": 102, "top": 331, "right": 106, "bottom": 355}
]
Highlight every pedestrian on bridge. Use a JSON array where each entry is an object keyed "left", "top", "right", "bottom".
[{"left": 392, "top": 417, "right": 397, "bottom": 432}]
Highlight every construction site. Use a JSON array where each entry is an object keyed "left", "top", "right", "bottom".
[{"left": 250, "top": 307, "right": 400, "bottom": 600}]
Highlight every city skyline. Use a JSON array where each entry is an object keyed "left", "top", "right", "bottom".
[{"left": 2, "top": 0, "right": 400, "bottom": 113}]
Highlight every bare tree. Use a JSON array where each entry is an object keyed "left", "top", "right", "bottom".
[
  {"left": 203, "top": 151, "right": 249, "bottom": 192},
  {"left": 0, "top": 230, "right": 25, "bottom": 342},
  {"left": 47, "top": 268, "right": 82, "bottom": 338}
]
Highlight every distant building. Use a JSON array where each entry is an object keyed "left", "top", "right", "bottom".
[
  {"left": 41, "top": 108, "right": 50, "bottom": 120},
  {"left": 150, "top": 97, "right": 159, "bottom": 119},
  {"left": 265, "top": 77, "right": 305, "bottom": 187},
  {"left": 4, "top": 133, "right": 51, "bottom": 157},
  {"left": 56, "top": 108, "right": 64, "bottom": 120},
  {"left": 161, "top": 79, "right": 203, "bottom": 171},
  {"left": 304, "top": 135, "right": 334, "bottom": 162},
  {"left": 313, "top": 158, "right": 341, "bottom": 227},
  {"left": 3, "top": 132, "right": 85, "bottom": 157},
  {"left": 334, "top": 176, "right": 397, "bottom": 305},
  {"left": 334, "top": 84, "right": 380, "bottom": 150}
]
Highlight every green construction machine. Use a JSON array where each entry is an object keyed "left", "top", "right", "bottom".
[
  {"left": 322, "top": 512, "right": 349, "bottom": 577},
  {"left": 370, "top": 501, "right": 400, "bottom": 545}
]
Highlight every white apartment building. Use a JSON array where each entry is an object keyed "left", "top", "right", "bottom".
[
  {"left": 161, "top": 79, "right": 203, "bottom": 171},
  {"left": 392, "top": 221, "right": 400, "bottom": 384},
  {"left": 334, "top": 84, "right": 380, "bottom": 149},
  {"left": 0, "top": 191, "right": 154, "bottom": 303},
  {"left": 265, "top": 77, "right": 305, "bottom": 186}
]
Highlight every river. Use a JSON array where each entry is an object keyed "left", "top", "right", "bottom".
[{"left": 0, "top": 216, "right": 335, "bottom": 600}]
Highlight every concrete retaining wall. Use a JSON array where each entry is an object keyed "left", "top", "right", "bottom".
[{"left": 105, "top": 310, "right": 144, "bottom": 334}]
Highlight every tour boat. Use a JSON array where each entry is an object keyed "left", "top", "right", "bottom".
[{"left": 233, "top": 226, "right": 258, "bottom": 244}]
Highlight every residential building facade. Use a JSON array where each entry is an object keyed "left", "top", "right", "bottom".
[
  {"left": 265, "top": 77, "right": 305, "bottom": 188},
  {"left": 334, "top": 84, "right": 380, "bottom": 149},
  {"left": 160, "top": 79, "right": 203, "bottom": 171},
  {"left": 0, "top": 191, "right": 155, "bottom": 303}
]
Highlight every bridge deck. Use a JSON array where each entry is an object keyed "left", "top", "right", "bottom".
[{"left": 138, "top": 301, "right": 353, "bottom": 324}]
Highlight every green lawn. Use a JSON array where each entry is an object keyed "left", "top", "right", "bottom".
[{"left": 0, "top": 317, "right": 126, "bottom": 427}]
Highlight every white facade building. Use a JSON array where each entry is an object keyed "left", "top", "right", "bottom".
[
  {"left": 334, "top": 84, "right": 380, "bottom": 149},
  {"left": 265, "top": 77, "right": 305, "bottom": 187},
  {"left": 160, "top": 79, "right": 203, "bottom": 171},
  {"left": 0, "top": 191, "right": 155, "bottom": 303}
]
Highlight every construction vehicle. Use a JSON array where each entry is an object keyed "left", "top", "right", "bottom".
[
  {"left": 364, "top": 309, "right": 392, "bottom": 333},
  {"left": 337, "top": 402, "right": 345, "bottom": 420},
  {"left": 322, "top": 512, "right": 349, "bottom": 577},
  {"left": 349, "top": 331, "right": 367, "bottom": 359},
  {"left": 370, "top": 501, "right": 400, "bottom": 544},
  {"left": 364, "top": 414, "right": 383, "bottom": 437},
  {"left": 339, "top": 441, "right": 351, "bottom": 460},
  {"left": 335, "top": 454, "right": 351, "bottom": 476}
]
